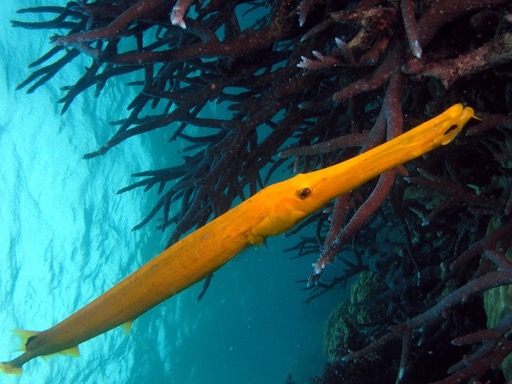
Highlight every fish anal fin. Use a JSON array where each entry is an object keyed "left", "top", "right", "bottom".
[
  {"left": 121, "top": 321, "right": 133, "bottom": 335},
  {"left": 40, "top": 345, "right": 80, "bottom": 360},
  {"left": 59, "top": 346, "right": 80, "bottom": 358}
]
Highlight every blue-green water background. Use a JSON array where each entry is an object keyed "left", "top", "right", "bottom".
[{"left": 0, "top": 2, "right": 340, "bottom": 383}]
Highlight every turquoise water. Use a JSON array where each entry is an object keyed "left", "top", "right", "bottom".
[{"left": 0, "top": 3, "right": 334, "bottom": 383}]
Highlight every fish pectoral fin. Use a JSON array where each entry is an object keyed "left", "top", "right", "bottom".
[
  {"left": 121, "top": 320, "right": 133, "bottom": 335},
  {"left": 0, "top": 362, "right": 22, "bottom": 375}
]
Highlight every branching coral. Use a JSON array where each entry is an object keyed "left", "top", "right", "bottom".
[{"left": 12, "top": 0, "right": 512, "bottom": 382}]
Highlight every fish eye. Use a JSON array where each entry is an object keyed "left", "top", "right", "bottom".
[{"left": 298, "top": 187, "right": 312, "bottom": 199}]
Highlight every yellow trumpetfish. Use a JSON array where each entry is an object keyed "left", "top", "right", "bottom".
[{"left": 0, "top": 104, "right": 474, "bottom": 374}]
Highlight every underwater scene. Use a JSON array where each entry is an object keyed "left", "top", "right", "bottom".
[{"left": 1, "top": 1, "right": 511, "bottom": 383}]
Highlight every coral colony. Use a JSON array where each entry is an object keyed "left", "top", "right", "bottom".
[{"left": 10, "top": 1, "right": 512, "bottom": 383}]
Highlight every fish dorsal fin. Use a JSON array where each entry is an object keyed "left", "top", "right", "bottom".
[{"left": 12, "top": 329, "right": 38, "bottom": 352}]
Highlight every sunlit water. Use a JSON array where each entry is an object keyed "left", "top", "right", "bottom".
[{"left": 0, "top": 2, "right": 335, "bottom": 383}]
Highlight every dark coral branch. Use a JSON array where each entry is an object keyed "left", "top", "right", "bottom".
[
  {"left": 16, "top": 48, "right": 81, "bottom": 93},
  {"left": 404, "top": 168, "right": 499, "bottom": 211},
  {"left": 400, "top": 0, "right": 422, "bottom": 58},
  {"left": 343, "top": 270, "right": 512, "bottom": 381},
  {"left": 171, "top": 0, "right": 195, "bottom": 29},
  {"left": 278, "top": 131, "right": 369, "bottom": 158},
  {"left": 330, "top": 6, "right": 399, "bottom": 56},
  {"left": 309, "top": 67, "right": 406, "bottom": 281},
  {"left": 451, "top": 217, "right": 512, "bottom": 271},
  {"left": 310, "top": 169, "right": 400, "bottom": 283},
  {"left": 466, "top": 113, "right": 512, "bottom": 135},
  {"left": 299, "top": 42, "right": 401, "bottom": 110},
  {"left": 333, "top": 43, "right": 401, "bottom": 105},
  {"left": 12, "top": 5, "right": 79, "bottom": 30},
  {"left": 52, "top": 0, "right": 168, "bottom": 45},
  {"left": 415, "top": 0, "right": 509, "bottom": 48},
  {"left": 405, "top": 32, "right": 512, "bottom": 88}
]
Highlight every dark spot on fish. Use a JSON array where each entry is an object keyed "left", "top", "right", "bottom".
[
  {"left": 26, "top": 336, "right": 36, "bottom": 347},
  {"left": 444, "top": 124, "right": 458, "bottom": 135}
]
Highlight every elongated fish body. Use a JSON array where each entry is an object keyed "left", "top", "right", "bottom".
[{"left": 1, "top": 104, "right": 474, "bottom": 374}]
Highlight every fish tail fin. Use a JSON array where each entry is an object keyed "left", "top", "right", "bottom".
[
  {"left": 0, "top": 330, "right": 38, "bottom": 374},
  {"left": 1, "top": 329, "right": 80, "bottom": 374},
  {"left": 0, "top": 361, "right": 23, "bottom": 375}
]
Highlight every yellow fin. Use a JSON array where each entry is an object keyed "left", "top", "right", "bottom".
[
  {"left": 13, "top": 329, "right": 79, "bottom": 358},
  {"left": 0, "top": 362, "right": 22, "bottom": 375},
  {"left": 121, "top": 321, "right": 133, "bottom": 335},
  {"left": 58, "top": 346, "right": 80, "bottom": 358},
  {"left": 12, "top": 329, "right": 38, "bottom": 352},
  {"left": 40, "top": 345, "right": 80, "bottom": 359}
]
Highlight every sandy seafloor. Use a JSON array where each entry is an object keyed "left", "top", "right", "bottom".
[{"left": 0, "top": 2, "right": 339, "bottom": 383}]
